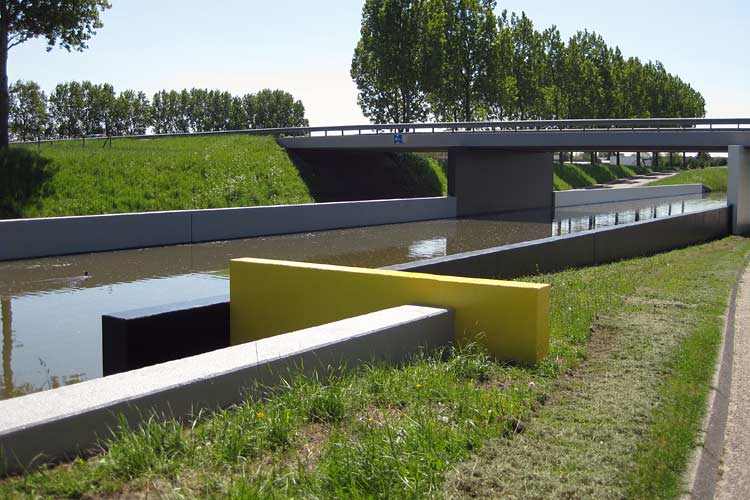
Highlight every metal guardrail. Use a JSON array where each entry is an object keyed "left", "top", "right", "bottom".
[{"left": 13, "top": 118, "right": 750, "bottom": 146}]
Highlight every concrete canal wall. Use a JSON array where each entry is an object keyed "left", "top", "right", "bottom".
[
  {"left": 553, "top": 183, "right": 704, "bottom": 207},
  {"left": 0, "top": 196, "right": 457, "bottom": 261},
  {"left": 386, "top": 206, "right": 731, "bottom": 279}
]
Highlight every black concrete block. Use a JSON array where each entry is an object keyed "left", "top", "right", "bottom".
[{"left": 102, "top": 295, "right": 230, "bottom": 376}]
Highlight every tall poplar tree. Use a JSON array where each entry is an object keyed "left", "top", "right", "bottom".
[
  {"left": 351, "top": 0, "right": 430, "bottom": 124},
  {"left": 426, "top": 0, "right": 498, "bottom": 122}
]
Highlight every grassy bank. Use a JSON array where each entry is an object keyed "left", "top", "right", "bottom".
[
  {"left": 553, "top": 161, "right": 651, "bottom": 191},
  {"left": 2, "top": 136, "right": 446, "bottom": 219},
  {"left": 2, "top": 237, "right": 747, "bottom": 499},
  {"left": 647, "top": 166, "right": 728, "bottom": 192}
]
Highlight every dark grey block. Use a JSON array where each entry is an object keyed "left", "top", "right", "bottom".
[{"left": 102, "top": 295, "right": 230, "bottom": 376}]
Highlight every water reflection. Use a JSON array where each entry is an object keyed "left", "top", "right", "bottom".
[{"left": 0, "top": 193, "right": 726, "bottom": 399}]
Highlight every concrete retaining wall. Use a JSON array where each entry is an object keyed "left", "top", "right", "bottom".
[
  {"left": 0, "top": 305, "right": 453, "bottom": 473},
  {"left": 0, "top": 197, "right": 457, "bottom": 261},
  {"left": 386, "top": 206, "right": 730, "bottom": 279},
  {"left": 554, "top": 184, "right": 705, "bottom": 208}
]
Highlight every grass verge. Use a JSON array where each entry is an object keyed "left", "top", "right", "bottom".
[
  {"left": 553, "top": 162, "right": 651, "bottom": 191},
  {"left": 647, "top": 166, "right": 728, "bottom": 192},
  {"left": 4, "top": 136, "right": 446, "bottom": 219},
  {"left": 2, "top": 237, "right": 747, "bottom": 498}
]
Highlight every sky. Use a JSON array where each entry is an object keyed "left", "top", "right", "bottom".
[{"left": 9, "top": 0, "right": 750, "bottom": 126}]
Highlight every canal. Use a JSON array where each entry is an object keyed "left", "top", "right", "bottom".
[{"left": 0, "top": 193, "right": 725, "bottom": 399}]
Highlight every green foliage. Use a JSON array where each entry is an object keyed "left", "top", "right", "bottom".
[
  {"left": 351, "top": 3, "right": 706, "bottom": 122},
  {"left": 8, "top": 80, "right": 48, "bottom": 141},
  {"left": 647, "top": 166, "right": 728, "bottom": 192},
  {"left": 351, "top": 0, "right": 430, "bottom": 123},
  {"left": 426, "top": 0, "right": 500, "bottom": 121}
]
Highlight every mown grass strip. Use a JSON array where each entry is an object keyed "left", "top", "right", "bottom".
[
  {"left": 445, "top": 237, "right": 749, "bottom": 499},
  {"left": 1, "top": 238, "right": 746, "bottom": 499}
]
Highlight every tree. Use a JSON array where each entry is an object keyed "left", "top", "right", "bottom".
[
  {"left": 250, "top": 89, "right": 309, "bottom": 129},
  {"left": 8, "top": 79, "right": 48, "bottom": 140},
  {"left": 0, "top": 0, "right": 111, "bottom": 147},
  {"left": 509, "top": 11, "right": 545, "bottom": 119},
  {"left": 426, "top": 0, "right": 499, "bottom": 122},
  {"left": 351, "top": 0, "right": 430, "bottom": 123}
]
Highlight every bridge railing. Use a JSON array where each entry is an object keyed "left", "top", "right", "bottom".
[{"left": 13, "top": 118, "right": 750, "bottom": 146}]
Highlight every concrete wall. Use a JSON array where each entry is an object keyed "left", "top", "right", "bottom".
[
  {"left": 728, "top": 145, "right": 750, "bottom": 234},
  {"left": 448, "top": 150, "right": 553, "bottom": 216},
  {"left": 230, "top": 258, "right": 550, "bottom": 365},
  {"left": 554, "top": 184, "right": 705, "bottom": 208},
  {"left": 0, "top": 305, "right": 453, "bottom": 473},
  {"left": 0, "top": 197, "right": 457, "bottom": 261},
  {"left": 387, "top": 207, "right": 730, "bottom": 279}
]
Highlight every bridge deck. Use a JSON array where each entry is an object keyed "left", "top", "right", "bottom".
[{"left": 279, "top": 129, "right": 750, "bottom": 153}]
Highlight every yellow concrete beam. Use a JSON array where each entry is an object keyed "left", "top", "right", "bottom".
[{"left": 230, "top": 258, "right": 550, "bottom": 365}]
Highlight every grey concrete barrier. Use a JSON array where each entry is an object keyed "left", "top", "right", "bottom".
[
  {"left": 0, "top": 305, "right": 453, "bottom": 474},
  {"left": 387, "top": 207, "right": 730, "bottom": 279},
  {"left": 0, "top": 211, "right": 192, "bottom": 262},
  {"left": 190, "top": 197, "right": 457, "bottom": 242},
  {"left": 0, "top": 197, "right": 457, "bottom": 261},
  {"left": 553, "top": 184, "right": 705, "bottom": 208}
]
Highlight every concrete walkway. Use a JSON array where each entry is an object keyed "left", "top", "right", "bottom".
[
  {"left": 585, "top": 171, "right": 678, "bottom": 190},
  {"left": 716, "top": 263, "right": 750, "bottom": 499}
]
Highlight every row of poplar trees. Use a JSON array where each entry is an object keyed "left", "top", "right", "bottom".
[
  {"left": 8, "top": 81, "right": 309, "bottom": 141},
  {"left": 351, "top": 0, "right": 706, "bottom": 124}
]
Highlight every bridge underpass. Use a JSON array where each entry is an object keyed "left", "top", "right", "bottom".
[{"left": 277, "top": 118, "right": 750, "bottom": 234}]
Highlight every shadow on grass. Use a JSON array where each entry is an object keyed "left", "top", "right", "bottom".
[
  {"left": 0, "top": 148, "right": 57, "bottom": 219},
  {"left": 289, "top": 150, "right": 446, "bottom": 202}
]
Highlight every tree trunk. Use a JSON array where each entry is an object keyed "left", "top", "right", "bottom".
[{"left": 0, "top": 15, "right": 8, "bottom": 148}]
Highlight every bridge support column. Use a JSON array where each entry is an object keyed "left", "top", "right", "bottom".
[
  {"left": 729, "top": 145, "right": 750, "bottom": 234},
  {"left": 447, "top": 150, "right": 553, "bottom": 216}
]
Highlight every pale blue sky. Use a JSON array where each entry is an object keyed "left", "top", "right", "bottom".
[{"left": 10, "top": 0, "right": 750, "bottom": 125}]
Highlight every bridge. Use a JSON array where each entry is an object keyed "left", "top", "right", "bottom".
[{"left": 276, "top": 118, "right": 750, "bottom": 234}]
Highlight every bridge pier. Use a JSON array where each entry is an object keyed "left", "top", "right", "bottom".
[
  {"left": 729, "top": 145, "right": 750, "bottom": 234},
  {"left": 447, "top": 150, "right": 553, "bottom": 216}
]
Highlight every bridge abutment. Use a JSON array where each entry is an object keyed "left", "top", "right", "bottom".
[
  {"left": 729, "top": 145, "right": 750, "bottom": 234},
  {"left": 447, "top": 150, "right": 553, "bottom": 216}
]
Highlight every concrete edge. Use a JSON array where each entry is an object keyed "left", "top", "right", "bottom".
[
  {"left": 385, "top": 206, "right": 729, "bottom": 278},
  {"left": 0, "top": 305, "right": 454, "bottom": 474},
  {"left": 681, "top": 252, "right": 750, "bottom": 499},
  {"left": 554, "top": 184, "right": 705, "bottom": 208},
  {"left": 0, "top": 196, "right": 458, "bottom": 261}
]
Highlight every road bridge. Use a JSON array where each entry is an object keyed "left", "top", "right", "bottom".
[{"left": 277, "top": 118, "right": 750, "bottom": 233}]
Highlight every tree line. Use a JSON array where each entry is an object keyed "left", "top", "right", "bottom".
[
  {"left": 8, "top": 81, "right": 309, "bottom": 141},
  {"left": 351, "top": 0, "right": 706, "bottom": 124}
]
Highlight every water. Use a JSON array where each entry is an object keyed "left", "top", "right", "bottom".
[{"left": 0, "top": 193, "right": 725, "bottom": 399}]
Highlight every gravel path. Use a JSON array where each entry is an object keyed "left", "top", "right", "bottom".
[{"left": 716, "top": 263, "right": 750, "bottom": 499}]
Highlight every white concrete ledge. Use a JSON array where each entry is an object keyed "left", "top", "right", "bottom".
[
  {"left": 554, "top": 184, "right": 705, "bottom": 208},
  {"left": 0, "top": 305, "right": 453, "bottom": 474},
  {"left": 0, "top": 197, "right": 457, "bottom": 261}
]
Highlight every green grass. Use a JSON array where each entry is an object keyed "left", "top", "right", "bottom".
[
  {"left": 3, "top": 136, "right": 447, "bottom": 219},
  {"left": 445, "top": 237, "right": 749, "bottom": 499},
  {"left": 552, "top": 162, "right": 649, "bottom": 191},
  {"left": 2, "top": 237, "right": 747, "bottom": 499},
  {"left": 647, "top": 166, "right": 728, "bottom": 192}
]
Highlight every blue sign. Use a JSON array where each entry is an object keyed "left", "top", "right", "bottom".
[{"left": 393, "top": 132, "right": 403, "bottom": 144}]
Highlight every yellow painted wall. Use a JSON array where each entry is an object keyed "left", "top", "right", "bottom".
[{"left": 230, "top": 258, "right": 550, "bottom": 365}]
